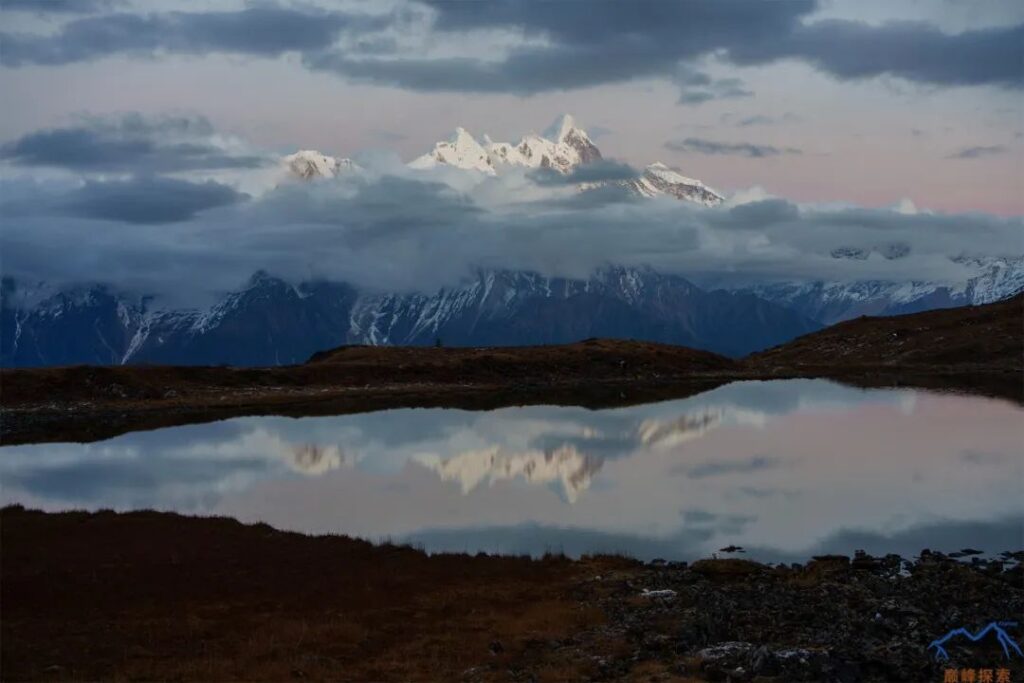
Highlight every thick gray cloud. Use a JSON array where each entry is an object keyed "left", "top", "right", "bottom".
[
  {"left": 710, "top": 199, "right": 802, "bottom": 227},
  {"left": 1, "top": 113, "right": 1020, "bottom": 302},
  {"left": 308, "top": 1, "right": 1022, "bottom": 93},
  {"left": 306, "top": 48, "right": 649, "bottom": 94},
  {"left": 677, "top": 81, "right": 754, "bottom": 106},
  {"left": 2, "top": 176, "right": 247, "bottom": 224},
  {"left": 665, "top": 138, "right": 802, "bottom": 158},
  {"left": 62, "top": 176, "right": 245, "bottom": 223},
  {"left": 2, "top": 0, "right": 118, "bottom": 12},
  {"left": 0, "top": 114, "right": 269, "bottom": 173},
  {"left": 527, "top": 160, "right": 640, "bottom": 187},
  {"left": 674, "top": 65, "right": 754, "bottom": 105},
  {"left": 729, "top": 19, "right": 1024, "bottom": 89},
  {"left": 308, "top": 1, "right": 813, "bottom": 94},
  {"left": 3, "top": 1, "right": 1019, "bottom": 97},
  {"left": 946, "top": 145, "right": 1008, "bottom": 159},
  {"left": 2, "top": 166, "right": 1019, "bottom": 301},
  {"left": 0, "top": 7, "right": 383, "bottom": 66}
]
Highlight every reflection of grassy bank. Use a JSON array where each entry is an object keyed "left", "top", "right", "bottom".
[{"left": 4, "top": 506, "right": 1021, "bottom": 682}]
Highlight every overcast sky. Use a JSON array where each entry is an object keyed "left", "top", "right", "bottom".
[
  {"left": 3, "top": 0, "right": 1022, "bottom": 212},
  {"left": 1, "top": 0, "right": 1022, "bottom": 300}
]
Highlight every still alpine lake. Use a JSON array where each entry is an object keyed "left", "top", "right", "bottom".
[{"left": 2, "top": 379, "right": 1021, "bottom": 562}]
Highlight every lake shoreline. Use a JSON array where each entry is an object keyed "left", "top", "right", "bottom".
[
  {"left": 1, "top": 369, "right": 1019, "bottom": 445},
  {"left": 3, "top": 505, "right": 1022, "bottom": 681},
  {"left": 3, "top": 295, "right": 1020, "bottom": 445},
  {"left": 1, "top": 371, "right": 1019, "bottom": 446}
]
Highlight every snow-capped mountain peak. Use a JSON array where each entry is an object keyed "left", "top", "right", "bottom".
[
  {"left": 409, "top": 127, "right": 496, "bottom": 175},
  {"left": 282, "top": 115, "right": 721, "bottom": 206},
  {"left": 411, "top": 115, "right": 601, "bottom": 175},
  {"left": 645, "top": 162, "right": 699, "bottom": 186},
  {"left": 628, "top": 162, "right": 724, "bottom": 206},
  {"left": 283, "top": 150, "right": 358, "bottom": 179},
  {"left": 452, "top": 126, "right": 478, "bottom": 147},
  {"left": 404, "top": 115, "right": 722, "bottom": 205},
  {"left": 544, "top": 113, "right": 579, "bottom": 143},
  {"left": 515, "top": 133, "right": 575, "bottom": 171}
]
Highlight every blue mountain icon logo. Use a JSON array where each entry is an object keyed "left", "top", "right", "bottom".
[{"left": 928, "top": 621, "right": 1024, "bottom": 662}]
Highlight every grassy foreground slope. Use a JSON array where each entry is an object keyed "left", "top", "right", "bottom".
[{"left": 748, "top": 292, "right": 1022, "bottom": 374}]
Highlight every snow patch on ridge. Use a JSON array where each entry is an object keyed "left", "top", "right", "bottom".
[{"left": 283, "top": 150, "right": 359, "bottom": 179}]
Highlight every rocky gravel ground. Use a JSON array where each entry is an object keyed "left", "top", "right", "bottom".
[
  {"left": 4, "top": 507, "right": 1021, "bottom": 682},
  {"left": 466, "top": 551, "right": 1024, "bottom": 682}
]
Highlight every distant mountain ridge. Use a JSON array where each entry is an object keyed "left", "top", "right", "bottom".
[
  {"left": 734, "top": 256, "right": 1024, "bottom": 324},
  {"left": 3, "top": 259, "right": 1021, "bottom": 368},
  {"left": 4, "top": 114, "right": 1022, "bottom": 368},
  {"left": 0, "top": 266, "right": 819, "bottom": 367}
]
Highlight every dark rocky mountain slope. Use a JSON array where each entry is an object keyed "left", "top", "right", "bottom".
[{"left": 1, "top": 267, "right": 819, "bottom": 367}]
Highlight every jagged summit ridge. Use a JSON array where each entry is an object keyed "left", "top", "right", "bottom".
[
  {"left": 407, "top": 114, "right": 721, "bottom": 205},
  {"left": 409, "top": 114, "right": 599, "bottom": 175},
  {"left": 544, "top": 113, "right": 578, "bottom": 143},
  {"left": 280, "top": 115, "right": 721, "bottom": 205},
  {"left": 408, "top": 126, "right": 496, "bottom": 175},
  {"left": 633, "top": 162, "right": 724, "bottom": 207}
]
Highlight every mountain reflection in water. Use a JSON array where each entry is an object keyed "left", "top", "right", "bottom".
[{"left": 2, "top": 380, "right": 1021, "bottom": 562}]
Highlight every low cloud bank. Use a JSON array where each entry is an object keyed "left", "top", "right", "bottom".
[{"left": 1, "top": 114, "right": 1020, "bottom": 306}]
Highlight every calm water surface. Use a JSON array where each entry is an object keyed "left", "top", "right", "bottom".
[{"left": 2, "top": 380, "right": 1021, "bottom": 562}]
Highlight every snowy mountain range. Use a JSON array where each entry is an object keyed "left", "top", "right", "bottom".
[
  {"left": 409, "top": 114, "right": 605, "bottom": 176},
  {"left": 733, "top": 256, "right": 1024, "bottom": 325},
  {"left": 2, "top": 114, "right": 1021, "bottom": 368},
  {"left": 285, "top": 114, "right": 725, "bottom": 206},
  {"left": 0, "top": 267, "right": 820, "bottom": 367},
  {"left": 5, "top": 254, "right": 1019, "bottom": 368}
]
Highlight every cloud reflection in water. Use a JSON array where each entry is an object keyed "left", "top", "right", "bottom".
[{"left": 1, "top": 380, "right": 1020, "bottom": 561}]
